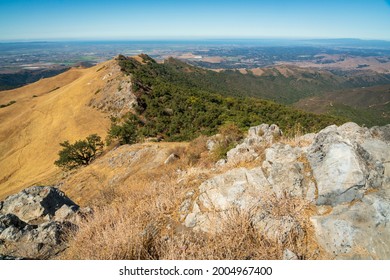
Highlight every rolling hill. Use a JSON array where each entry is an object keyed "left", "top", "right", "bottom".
[
  {"left": 0, "top": 61, "right": 122, "bottom": 198},
  {"left": 0, "top": 55, "right": 389, "bottom": 261},
  {"left": 0, "top": 67, "right": 71, "bottom": 91},
  {"left": 293, "top": 84, "right": 390, "bottom": 126},
  {"left": 1, "top": 54, "right": 387, "bottom": 200}
]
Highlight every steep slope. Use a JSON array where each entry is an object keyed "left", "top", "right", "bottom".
[
  {"left": 115, "top": 55, "right": 345, "bottom": 142},
  {"left": 60, "top": 141, "right": 189, "bottom": 205},
  {"left": 0, "top": 61, "right": 129, "bottom": 199},
  {"left": 164, "top": 58, "right": 390, "bottom": 104},
  {"left": 53, "top": 122, "right": 390, "bottom": 260},
  {"left": 294, "top": 84, "right": 390, "bottom": 126},
  {"left": 0, "top": 54, "right": 374, "bottom": 200}
]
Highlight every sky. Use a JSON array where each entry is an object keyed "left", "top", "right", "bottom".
[{"left": 0, "top": 0, "right": 389, "bottom": 41}]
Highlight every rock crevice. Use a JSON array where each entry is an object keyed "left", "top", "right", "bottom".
[{"left": 182, "top": 122, "right": 390, "bottom": 259}]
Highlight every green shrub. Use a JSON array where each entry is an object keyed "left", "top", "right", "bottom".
[
  {"left": 54, "top": 134, "right": 104, "bottom": 170},
  {"left": 106, "top": 114, "right": 140, "bottom": 145},
  {"left": 114, "top": 55, "right": 346, "bottom": 143},
  {"left": 210, "top": 123, "right": 244, "bottom": 161},
  {"left": 211, "top": 141, "right": 236, "bottom": 161},
  {"left": 0, "top": 100, "right": 16, "bottom": 108}
]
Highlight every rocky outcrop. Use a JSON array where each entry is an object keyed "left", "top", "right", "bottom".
[
  {"left": 88, "top": 60, "right": 137, "bottom": 118},
  {"left": 183, "top": 168, "right": 270, "bottom": 232},
  {"left": 1, "top": 186, "right": 79, "bottom": 224},
  {"left": 308, "top": 123, "right": 390, "bottom": 259},
  {"left": 226, "top": 124, "right": 282, "bottom": 165},
  {"left": 164, "top": 153, "right": 180, "bottom": 165},
  {"left": 182, "top": 122, "right": 390, "bottom": 259},
  {"left": 0, "top": 186, "right": 90, "bottom": 259}
]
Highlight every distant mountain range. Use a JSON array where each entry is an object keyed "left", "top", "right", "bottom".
[{"left": 0, "top": 67, "right": 69, "bottom": 91}]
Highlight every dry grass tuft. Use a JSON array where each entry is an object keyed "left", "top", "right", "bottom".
[
  {"left": 260, "top": 192, "right": 322, "bottom": 259},
  {"left": 159, "top": 211, "right": 282, "bottom": 260},
  {"left": 60, "top": 165, "right": 322, "bottom": 260},
  {"left": 59, "top": 124, "right": 322, "bottom": 260},
  {"left": 184, "top": 135, "right": 213, "bottom": 167},
  {"left": 279, "top": 123, "right": 313, "bottom": 148}
]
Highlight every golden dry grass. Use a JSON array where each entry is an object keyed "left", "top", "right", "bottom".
[
  {"left": 0, "top": 60, "right": 324, "bottom": 259},
  {"left": 41, "top": 113, "right": 324, "bottom": 260},
  {"left": 60, "top": 156, "right": 323, "bottom": 260},
  {"left": 59, "top": 141, "right": 189, "bottom": 206},
  {"left": 0, "top": 60, "right": 125, "bottom": 199}
]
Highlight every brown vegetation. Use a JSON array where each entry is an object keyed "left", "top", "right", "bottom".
[
  {"left": 60, "top": 126, "right": 323, "bottom": 259},
  {"left": 60, "top": 163, "right": 322, "bottom": 260}
]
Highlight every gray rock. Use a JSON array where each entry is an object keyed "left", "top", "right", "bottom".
[
  {"left": 0, "top": 186, "right": 88, "bottom": 259},
  {"left": 308, "top": 129, "right": 367, "bottom": 206},
  {"left": 248, "top": 124, "right": 282, "bottom": 142},
  {"left": 182, "top": 122, "right": 390, "bottom": 260},
  {"left": 297, "top": 133, "right": 316, "bottom": 144},
  {"left": 182, "top": 166, "right": 305, "bottom": 244},
  {"left": 308, "top": 122, "right": 390, "bottom": 259},
  {"left": 0, "top": 224, "right": 24, "bottom": 242},
  {"left": 370, "top": 124, "right": 390, "bottom": 142},
  {"left": 215, "top": 159, "right": 227, "bottom": 167},
  {"left": 0, "top": 186, "right": 78, "bottom": 224},
  {"left": 253, "top": 215, "right": 303, "bottom": 244},
  {"left": 54, "top": 204, "right": 82, "bottom": 224},
  {"left": 184, "top": 167, "right": 271, "bottom": 232},
  {"left": 311, "top": 187, "right": 390, "bottom": 259},
  {"left": 0, "top": 212, "right": 70, "bottom": 259},
  {"left": 198, "top": 167, "right": 269, "bottom": 212},
  {"left": 283, "top": 249, "right": 299, "bottom": 260},
  {"left": 360, "top": 139, "right": 390, "bottom": 179},
  {"left": 226, "top": 124, "right": 282, "bottom": 165},
  {"left": 262, "top": 144, "right": 308, "bottom": 199},
  {"left": 164, "top": 153, "right": 180, "bottom": 164},
  {"left": 0, "top": 213, "right": 28, "bottom": 232}
]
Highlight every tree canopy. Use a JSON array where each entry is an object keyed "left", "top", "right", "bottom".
[{"left": 54, "top": 134, "right": 104, "bottom": 170}]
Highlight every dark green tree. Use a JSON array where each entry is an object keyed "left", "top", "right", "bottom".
[
  {"left": 54, "top": 134, "right": 104, "bottom": 170},
  {"left": 106, "top": 114, "right": 140, "bottom": 145}
]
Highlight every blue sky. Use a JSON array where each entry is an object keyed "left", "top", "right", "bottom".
[{"left": 0, "top": 0, "right": 389, "bottom": 41}]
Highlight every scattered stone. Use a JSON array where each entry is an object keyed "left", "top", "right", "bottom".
[
  {"left": 0, "top": 186, "right": 89, "bottom": 259},
  {"left": 0, "top": 186, "right": 78, "bottom": 224},
  {"left": 164, "top": 153, "right": 180, "bottom": 164},
  {"left": 182, "top": 122, "right": 390, "bottom": 260},
  {"left": 283, "top": 249, "right": 299, "bottom": 260},
  {"left": 226, "top": 124, "right": 282, "bottom": 165},
  {"left": 206, "top": 134, "right": 222, "bottom": 151}
]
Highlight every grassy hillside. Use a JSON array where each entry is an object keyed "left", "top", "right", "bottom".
[
  {"left": 327, "top": 103, "right": 390, "bottom": 127},
  {"left": 294, "top": 84, "right": 390, "bottom": 126},
  {"left": 0, "top": 62, "right": 115, "bottom": 199},
  {"left": 116, "top": 54, "right": 346, "bottom": 141},
  {"left": 138, "top": 57, "right": 390, "bottom": 105}
]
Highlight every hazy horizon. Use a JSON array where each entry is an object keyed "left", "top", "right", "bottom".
[
  {"left": 1, "top": 0, "right": 390, "bottom": 41},
  {"left": 1, "top": 37, "right": 390, "bottom": 45}
]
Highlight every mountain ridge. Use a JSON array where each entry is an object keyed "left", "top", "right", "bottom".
[
  {"left": 0, "top": 55, "right": 389, "bottom": 260},
  {"left": 0, "top": 54, "right": 387, "bottom": 199},
  {"left": 0, "top": 61, "right": 116, "bottom": 199}
]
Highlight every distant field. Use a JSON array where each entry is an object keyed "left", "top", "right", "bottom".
[{"left": 0, "top": 67, "right": 70, "bottom": 91}]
